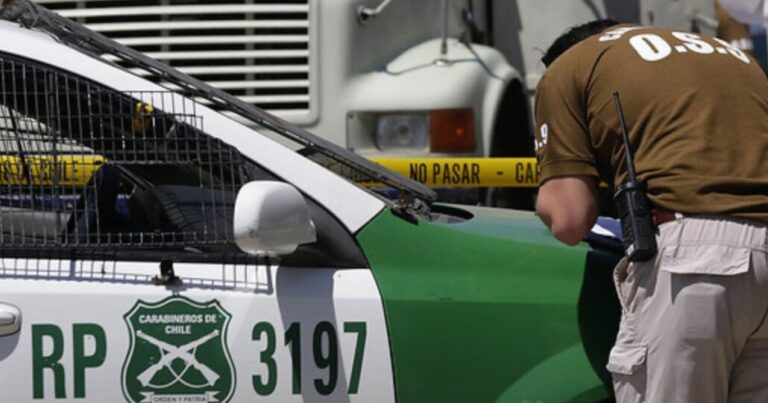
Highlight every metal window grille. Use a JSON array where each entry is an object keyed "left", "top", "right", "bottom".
[
  {"left": 0, "top": 54, "right": 245, "bottom": 249},
  {"left": 1, "top": 0, "right": 437, "bottom": 205}
]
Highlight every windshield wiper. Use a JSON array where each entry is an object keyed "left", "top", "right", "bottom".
[{"left": 0, "top": 0, "right": 437, "bottom": 207}]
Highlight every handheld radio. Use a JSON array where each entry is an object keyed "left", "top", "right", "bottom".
[{"left": 612, "top": 92, "right": 657, "bottom": 261}]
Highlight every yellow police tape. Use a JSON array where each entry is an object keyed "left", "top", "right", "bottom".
[
  {"left": 0, "top": 155, "right": 539, "bottom": 188},
  {"left": 371, "top": 158, "right": 539, "bottom": 188},
  {"left": 0, "top": 155, "right": 105, "bottom": 186}
]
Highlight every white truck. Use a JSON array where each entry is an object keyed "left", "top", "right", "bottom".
[{"left": 36, "top": 0, "right": 530, "bottom": 167}]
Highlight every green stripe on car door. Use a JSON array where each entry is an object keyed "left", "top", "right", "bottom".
[{"left": 357, "top": 207, "right": 609, "bottom": 403}]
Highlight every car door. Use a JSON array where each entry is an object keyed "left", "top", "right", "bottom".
[
  {"left": 0, "top": 258, "right": 394, "bottom": 402},
  {"left": 0, "top": 52, "right": 395, "bottom": 402}
]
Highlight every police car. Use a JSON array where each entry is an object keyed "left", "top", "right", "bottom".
[{"left": 0, "top": 2, "right": 623, "bottom": 402}]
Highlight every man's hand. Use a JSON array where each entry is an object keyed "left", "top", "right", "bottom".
[{"left": 536, "top": 175, "right": 599, "bottom": 246}]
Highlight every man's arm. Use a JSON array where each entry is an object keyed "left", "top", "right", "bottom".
[{"left": 536, "top": 175, "right": 599, "bottom": 246}]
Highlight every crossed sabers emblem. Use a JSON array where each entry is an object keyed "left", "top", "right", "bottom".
[{"left": 137, "top": 330, "right": 220, "bottom": 388}]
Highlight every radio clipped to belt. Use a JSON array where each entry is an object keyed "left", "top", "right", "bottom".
[{"left": 612, "top": 92, "right": 658, "bottom": 262}]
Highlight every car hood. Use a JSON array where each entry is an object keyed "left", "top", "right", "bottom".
[{"left": 447, "top": 204, "right": 581, "bottom": 248}]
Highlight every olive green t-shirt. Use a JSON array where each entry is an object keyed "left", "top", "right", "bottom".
[{"left": 535, "top": 24, "right": 768, "bottom": 224}]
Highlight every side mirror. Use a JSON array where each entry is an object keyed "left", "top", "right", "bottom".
[{"left": 234, "top": 181, "right": 317, "bottom": 256}]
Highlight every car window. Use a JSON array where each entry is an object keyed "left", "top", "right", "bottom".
[
  {"left": 0, "top": 52, "right": 244, "bottom": 249},
  {"left": 0, "top": 51, "right": 366, "bottom": 266}
]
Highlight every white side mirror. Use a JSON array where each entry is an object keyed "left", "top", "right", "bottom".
[{"left": 234, "top": 181, "right": 317, "bottom": 256}]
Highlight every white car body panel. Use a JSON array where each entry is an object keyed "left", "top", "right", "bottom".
[{"left": 0, "top": 259, "right": 395, "bottom": 402}]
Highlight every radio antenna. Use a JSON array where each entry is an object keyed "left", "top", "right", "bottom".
[
  {"left": 611, "top": 91, "right": 657, "bottom": 262},
  {"left": 612, "top": 92, "right": 638, "bottom": 182}
]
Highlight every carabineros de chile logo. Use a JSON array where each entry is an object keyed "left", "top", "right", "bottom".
[{"left": 122, "top": 296, "right": 235, "bottom": 403}]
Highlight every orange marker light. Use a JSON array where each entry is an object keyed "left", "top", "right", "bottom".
[{"left": 430, "top": 109, "right": 475, "bottom": 153}]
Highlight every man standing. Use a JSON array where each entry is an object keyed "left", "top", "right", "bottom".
[{"left": 534, "top": 20, "right": 768, "bottom": 402}]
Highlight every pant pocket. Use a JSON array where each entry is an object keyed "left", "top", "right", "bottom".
[
  {"left": 608, "top": 343, "right": 648, "bottom": 403},
  {"left": 606, "top": 343, "right": 647, "bottom": 375},
  {"left": 613, "top": 256, "right": 653, "bottom": 314},
  {"left": 660, "top": 245, "right": 751, "bottom": 275}
]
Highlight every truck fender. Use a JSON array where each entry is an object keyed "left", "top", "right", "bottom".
[{"left": 344, "top": 38, "right": 521, "bottom": 156}]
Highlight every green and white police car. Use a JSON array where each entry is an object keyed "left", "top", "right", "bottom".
[{"left": 0, "top": 2, "right": 623, "bottom": 402}]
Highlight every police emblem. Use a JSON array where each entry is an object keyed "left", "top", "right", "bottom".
[{"left": 121, "top": 296, "right": 235, "bottom": 403}]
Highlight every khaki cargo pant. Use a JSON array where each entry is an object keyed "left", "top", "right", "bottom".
[{"left": 608, "top": 216, "right": 768, "bottom": 403}]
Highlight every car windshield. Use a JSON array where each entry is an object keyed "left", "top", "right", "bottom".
[{"left": 0, "top": 0, "right": 437, "bottom": 211}]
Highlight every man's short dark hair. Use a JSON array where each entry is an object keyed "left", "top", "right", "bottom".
[{"left": 542, "top": 19, "right": 620, "bottom": 67}]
